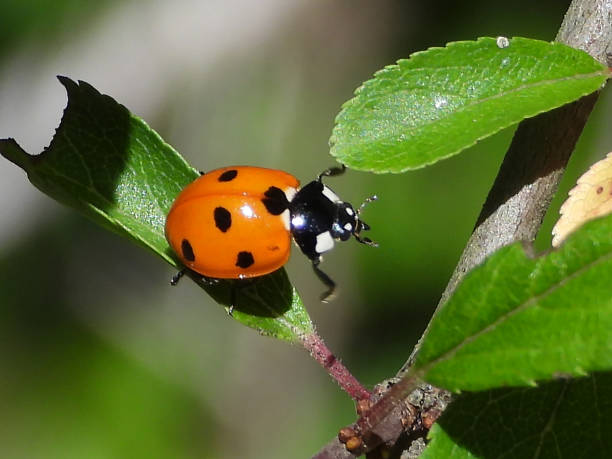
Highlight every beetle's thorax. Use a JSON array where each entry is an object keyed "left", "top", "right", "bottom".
[{"left": 289, "top": 181, "right": 358, "bottom": 260}]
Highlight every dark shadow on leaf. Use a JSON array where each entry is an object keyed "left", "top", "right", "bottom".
[
  {"left": 1, "top": 77, "right": 307, "bottom": 340},
  {"left": 187, "top": 268, "right": 293, "bottom": 317},
  {"left": 434, "top": 372, "right": 612, "bottom": 458}
]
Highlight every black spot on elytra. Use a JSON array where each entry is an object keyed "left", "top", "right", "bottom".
[
  {"left": 262, "top": 186, "right": 288, "bottom": 215},
  {"left": 181, "top": 239, "right": 195, "bottom": 262},
  {"left": 214, "top": 207, "right": 232, "bottom": 232},
  {"left": 218, "top": 169, "right": 238, "bottom": 182},
  {"left": 236, "top": 251, "right": 255, "bottom": 268}
]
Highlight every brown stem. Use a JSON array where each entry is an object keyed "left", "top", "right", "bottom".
[
  {"left": 404, "top": 0, "right": 611, "bottom": 372},
  {"left": 301, "top": 332, "right": 371, "bottom": 402},
  {"left": 315, "top": 1, "right": 612, "bottom": 457}
]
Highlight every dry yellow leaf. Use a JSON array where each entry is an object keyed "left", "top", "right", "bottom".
[{"left": 552, "top": 152, "right": 612, "bottom": 247}]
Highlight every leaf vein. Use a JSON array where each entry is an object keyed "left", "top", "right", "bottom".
[{"left": 423, "top": 247, "right": 612, "bottom": 375}]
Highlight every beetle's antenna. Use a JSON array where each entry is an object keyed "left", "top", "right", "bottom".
[
  {"left": 357, "top": 195, "right": 377, "bottom": 216},
  {"left": 170, "top": 269, "right": 186, "bottom": 285}
]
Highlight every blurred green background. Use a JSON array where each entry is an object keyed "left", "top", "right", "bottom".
[{"left": 1, "top": 1, "right": 610, "bottom": 458}]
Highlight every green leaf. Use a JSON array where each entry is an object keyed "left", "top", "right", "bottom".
[
  {"left": 0, "top": 77, "right": 314, "bottom": 343},
  {"left": 331, "top": 37, "right": 610, "bottom": 173},
  {"left": 412, "top": 213, "right": 612, "bottom": 392},
  {"left": 422, "top": 372, "right": 612, "bottom": 458},
  {"left": 199, "top": 269, "right": 314, "bottom": 342}
]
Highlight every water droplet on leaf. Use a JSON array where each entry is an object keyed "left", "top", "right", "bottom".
[{"left": 496, "top": 36, "right": 510, "bottom": 49}]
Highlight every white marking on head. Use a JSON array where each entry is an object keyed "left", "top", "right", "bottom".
[
  {"left": 322, "top": 186, "right": 340, "bottom": 203},
  {"left": 344, "top": 222, "right": 353, "bottom": 231},
  {"left": 315, "top": 231, "right": 335, "bottom": 254},
  {"left": 281, "top": 209, "right": 290, "bottom": 230},
  {"left": 284, "top": 186, "right": 297, "bottom": 202},
  {"left": 345, "top": 207, "right": 354, "bottom": 216}
]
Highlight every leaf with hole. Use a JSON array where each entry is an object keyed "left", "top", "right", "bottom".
[{"left": 0, "top": 77, "right": 314, "bottom": 343}]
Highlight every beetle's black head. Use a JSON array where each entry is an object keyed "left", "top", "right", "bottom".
[
  {"left": 331, "top": 201, "right": 358, "bottom": 241},
  {"left": 289, "top": 181, "right": 377, "bottom": 260}
]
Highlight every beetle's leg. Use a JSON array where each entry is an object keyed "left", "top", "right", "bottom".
[
  {"left": 199, "top": 170, "right": 205, "bottom": 175},
  {"left": 354, "top": 232, "right": 378, "bottom": 247},
  {"left": 172, "top": 270, "right": 220, "bottom": 287},
  {"left": 199, "top": 276, "right": 219, "bottom": 287},
  {"left": 354, "top": 218, "right": 378, "bottom": 247},
  {"left": 170, "top": 269, "right": 186, "bottom": 285},
  {"left": 354, "top": 194, "right": 378, "bottom": 247},
  {"left": 228, "top": 284, "right": 237, "bottom": 316},
  {"left": 312, "top": 258, "right": 336, "bottom": 302},
  {"left": 198, "top": 276, "right": 235, "bottom": 315},
  {"left": 227, "top": 278, "right": 258, "bottom": 316},
  {"left": 317, "top": 164, "right": 346, "bottom": 183}
]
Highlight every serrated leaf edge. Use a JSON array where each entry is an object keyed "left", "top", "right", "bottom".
[
  {"left": 329, "top": 37, "right": 609, "bottom": 173},
  {"left": 414, "top": 220, "right": 612, "bottom": 391}
]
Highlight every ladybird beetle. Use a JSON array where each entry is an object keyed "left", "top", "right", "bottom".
[{"left": 165, "top": 164, "right": 377, "bottom": 303}]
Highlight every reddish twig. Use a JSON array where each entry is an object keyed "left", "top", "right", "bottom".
[
  {"left": 314, "top": 1, "right": 611, "bottom": 457},
  {"left": 301, "top": 332, "right": 371, "bottom": 402}
]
